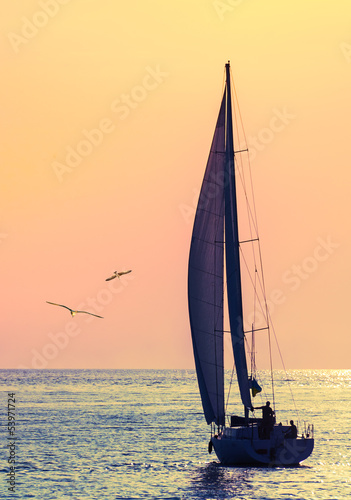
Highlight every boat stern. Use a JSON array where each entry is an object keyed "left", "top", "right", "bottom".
[{"left": 210, "top": 425, "right": 314, "bottom": 466}]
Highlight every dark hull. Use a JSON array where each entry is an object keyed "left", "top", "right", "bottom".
[{"left": 211, "top": 425, "right": 314, "bottom": 466}]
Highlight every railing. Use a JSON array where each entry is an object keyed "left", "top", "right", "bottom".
[
  {"left": 302, "top": 421, "right": 314, "bottom": 439},
  {"left": 283, "top": 420, "right": 314, "bottom": 439}
]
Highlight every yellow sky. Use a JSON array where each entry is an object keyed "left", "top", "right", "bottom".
[{"left": 1, "top": 0, "right": 351, "bottom": 369}]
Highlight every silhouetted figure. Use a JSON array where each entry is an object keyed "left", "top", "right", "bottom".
[
  {"left": 252, "top": 401, "right": 275, "bottom": 439},
  {"left": 284, "top": 420, "right": 297, "bottom": 439}
]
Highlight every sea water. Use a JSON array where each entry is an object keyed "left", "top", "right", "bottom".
[{"left": 0, "top": 369, "right": 350, "bottom": 500}]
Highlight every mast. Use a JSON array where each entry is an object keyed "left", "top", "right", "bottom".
[{"left": 224, "top": 62, "right": 252, "bottom": 415}]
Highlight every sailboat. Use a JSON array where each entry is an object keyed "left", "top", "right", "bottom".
[{"left": 188, "top": 62, "right": 314, "bottom": 466}]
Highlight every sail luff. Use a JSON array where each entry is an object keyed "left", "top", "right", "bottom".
[
  {"left": 224, "top": 62, "right": 252, "bottom": 410},
  {"left": 188, "top": 91, "right": 226, "bottom": 426}
]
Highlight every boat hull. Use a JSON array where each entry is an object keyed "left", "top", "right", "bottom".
[{"left": 211, "top": 425, "right": 314, "bottom": 466}]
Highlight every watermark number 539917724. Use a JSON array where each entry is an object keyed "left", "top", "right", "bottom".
[{"left": 7, "top": 393, "right": 16, "bottom": 493}]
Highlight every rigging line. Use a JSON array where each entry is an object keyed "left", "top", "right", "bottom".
[
  {"left": 230, "top": 72, "right": 251, "bottom": 210},
  {"left": 232, "top": 161, "right": 274, "bottom": 406},
  {"left": 251, "top": 269, "right": 257, "bottom": 377},
  {"left": 240, "top": 154, "right": 261, "bottom": 290},
  {"left": 231, "top": 85, "right": 261, "bottom": 292},
  {"left": 240, "top": 238, "right": 259, "bottom": 244},
  {"left": 231, "top": 156, "right": 259, "bottom": 288},
  {"left": 243, "top": 322, "right": 270, "bottom": 408},
  {"left": 230, "top": 70, "right": 246, "bottom": 154},
  {"left": 225, "top": 362, "right": 236, "bottom": 415},
  {"left": 246, "top": 252, "right": 269, "bottom": 316},
  {"left": 231, "top": 72, "right": 260, "bottom": 237},
  {"left": 248, "top": 260, "right": 270, "bottom": 326},
  {"left": 244, "top": 335, "right": 269, "bottom": 404},
  {"left": 237, "top": 245, "right": 273, "bottom": 397},
  {"left": 266, "top": 306, "right": 300, "bottom": 422},
  {"left": 244, "top": 326, "right": 269, "bottom": 334},
  {"left": 235, "top": 162, "right": 260, "bottom": 271},
  {"left": 229, "top": 66, "right": 274, "bottom": 410},
  {"left": 238, "top": 252, "right": 272, "bottom": 404},
  {"left": 231, "top": 72, "right": 249, "bottom": 168},
  {"left": 226, "top": 234, "right": 268, "bottom": 324},
  {"left": 235, "top": 164, "right": 260, "bottom": 246},
  {"left": 232, "top": 178, "right": 260, "bottom": 290},
  {"left": 238, "top": 246, "right": 269, "bottom": 325},
  {"left": 254, "top": 238, "right": 275, "bottom": 410},
  {"left": 248, "top": 324, "right": 254, "bottom": 377},
  {"left": 221, "top": 65, "right": 226, "bottom": 102},
  {"left": 231, "top": 75, "right": 274, "bottom": 400},
  {"left": 232, "top": 107, "right": 274, "bottom": 401}
]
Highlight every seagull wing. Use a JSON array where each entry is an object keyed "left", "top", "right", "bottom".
[
  {"left": 105, "top": 274, "right": 117, "bottom": 281},
  {"left": 118, "top": 270, "right": 132, "bottom": 276},
  {"left": 76, "top": 310, "right": 104, "bottom": 319},
  {"left": 46, "top": 301, "right": 72, "bottom": 312}
]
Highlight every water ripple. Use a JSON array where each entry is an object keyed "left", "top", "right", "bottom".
[{"left": 0, "top": 369, "right": 350, "bottom": 499}]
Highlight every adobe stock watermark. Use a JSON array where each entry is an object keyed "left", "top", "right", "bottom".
[
  {"left": 51, "top": 64, "right": 169, "bottom": 183},
  {"left": 269, "top": 438, "right": 308, "bottom": 466},
  {"left": 179, "top": 106, "right": 296, "bottom": 224},
  {"left": 179, "top": 159, "right": 236, "bottom": 224},
  {"left": 8, "top": 0, "right": 73, "bottom": 54},
  {"left": 246, "top": 107, "right": 296, "bottom": 161},
  {"left": 225, "top": 235, "right": 339, "bottom": 350},
  {"left": 0, "top": 233, "right": 8, "bottom": 244},
  {"left": 17, "top": 273, "right": 134, "bottom": 369},
  {"left": 340, "top": 41, "right": 351, "bottom": 63},
  {"left": 213, "top": 0, "right": 246, "bottom": 21},
  {"left": 244, "top": 235, "right": 340, "bottom": 329}
]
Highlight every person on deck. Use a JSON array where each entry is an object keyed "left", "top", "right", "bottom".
[
  {"left": 251, "top": 401, "right": 275, "bottom": 439},
  {"left": 284, "top": 420, "right": 298, "bottom": 439}
]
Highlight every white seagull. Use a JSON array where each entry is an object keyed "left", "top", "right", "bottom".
[
  {"left": 46, "top": 301, "right": 103, "bottom": 318},
  {"left": 105, "top": 270, "right": 132, "bottom": 281}
]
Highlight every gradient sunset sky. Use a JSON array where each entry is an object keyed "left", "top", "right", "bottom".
[{"left": 1, "top": 0, "right": 350, "bottom": 369}]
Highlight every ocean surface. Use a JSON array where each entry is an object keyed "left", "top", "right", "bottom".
[{"left": 0, "top": 369, "right": 350, "bottom": 500}]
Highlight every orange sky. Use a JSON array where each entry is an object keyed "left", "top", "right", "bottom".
[{"left": 1, "top": 0, "right": 351, "bottom": 369}]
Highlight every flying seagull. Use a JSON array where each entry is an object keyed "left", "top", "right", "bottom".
[
  {"left": 105, "top": 270, "right": 132, "bottom": 281},
  {"left": 46, "top": 301, "right": 103, "bottom": 318}
]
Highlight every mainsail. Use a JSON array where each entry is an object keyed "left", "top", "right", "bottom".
[
  {"left": 188, "top": 91, "right": 226, "bottom": 426},
  {"left": 188, "top": 62, "right": 252, "bottom": 426}
]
